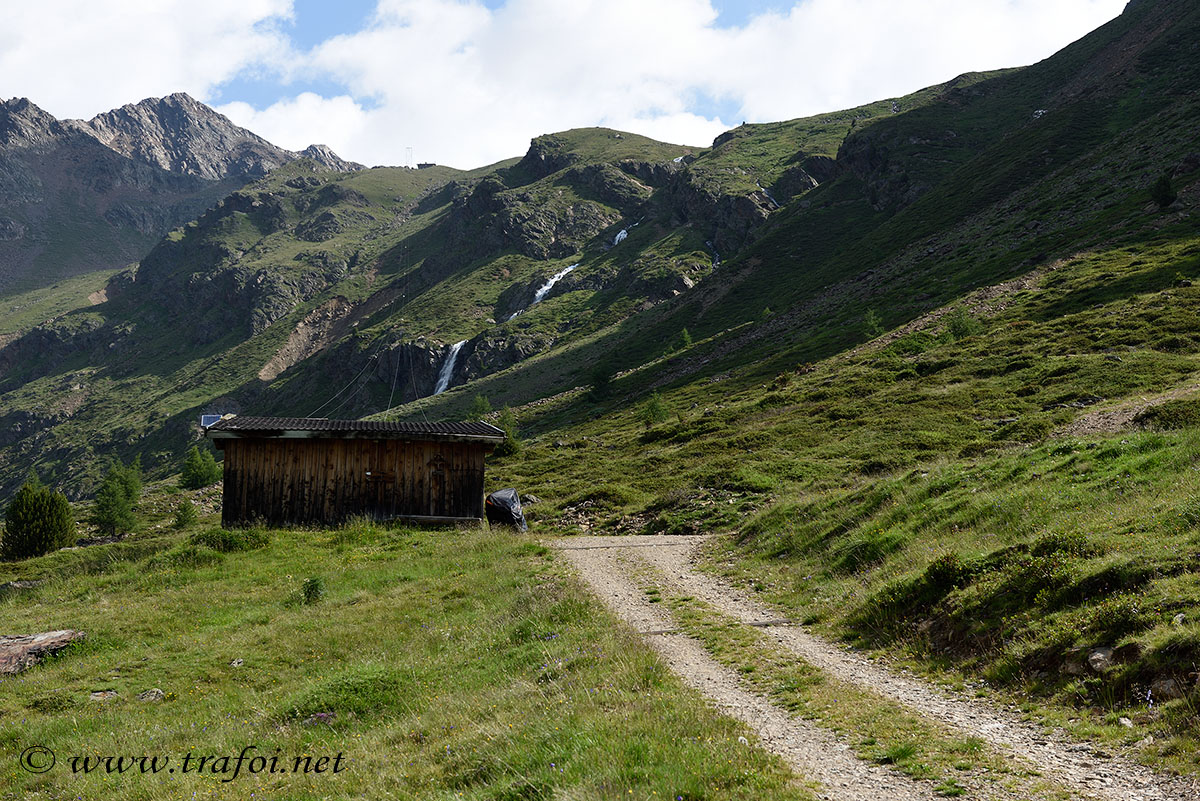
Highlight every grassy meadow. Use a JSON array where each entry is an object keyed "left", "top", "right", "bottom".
[{"left": 0, "top": 500, "right": 810, "bottom": 801}]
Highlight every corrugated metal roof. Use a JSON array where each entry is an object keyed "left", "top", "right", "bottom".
[{"left": 205, "top": 416, "right": 505, "bottom": 441}]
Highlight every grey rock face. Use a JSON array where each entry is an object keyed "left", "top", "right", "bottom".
[
  {"left": 79, "top": 93, "right": 294, "bottom": 179},
  {"left": 1150, "top": 676, "right": 1186, "bottom": 701},
  {"left": 0, "top": 97, "right": 62, "bottom": 147},
  {"left": 301, "top": 144, "right": 365, "bottom": 172}
]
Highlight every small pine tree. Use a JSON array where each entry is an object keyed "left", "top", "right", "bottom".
[
  {"left": 1150, "top": 173, "right": 1177, "bottom": 208},
  {"left": 117, "top": 456, "right": 142, "bottom": 505},
  {"left": 667, "top": 328, "right": 693, "bottom": 354},
  {"left": 2, "top": 473, "right": 76, "bottom": 560},
  {"left": 493, "top": 406, "right": 521, "bottom": 457},
  {"left": 90, "top": 459, "right": 140, "bottom": 536},
  {"left": 467, "top": 394, "right": 492, "bottom": 422},
  {"left": 173, "top": 500, "right": 199, "bottom": 529},
  {"left": 180, "top": 446, "right": 222, "bottom": 489},
  {"left": 639, "top": 391, "right": 671, "bottom": 428}
]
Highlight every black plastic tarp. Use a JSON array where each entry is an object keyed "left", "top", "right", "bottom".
[{"left": 485, "top": 488, "right": 527, "bottom": 532}]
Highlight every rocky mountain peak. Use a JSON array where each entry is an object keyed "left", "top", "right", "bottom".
[
  {"left": 0, "top": 97, "right": 63, "bottom": 148},
  {"left": 78, "top": 92, "right": 294, "bottom": 180},
  {"left": 300, "top": 144, "right": 364, "bottom": 172}
]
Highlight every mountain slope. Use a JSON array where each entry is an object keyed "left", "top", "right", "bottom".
[
  {"left": 0, "top": 94, "right": 360, "bottom": 295},
  {"left": 0, "top": 0, "right": 1196, "bottom": 505}
]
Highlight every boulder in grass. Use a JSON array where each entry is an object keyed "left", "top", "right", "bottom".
[{"left": 0, "top": 630, "right": 86, "bottom": 674}]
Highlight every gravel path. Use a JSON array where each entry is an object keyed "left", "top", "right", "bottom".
[
  {"left": 558, "top": 541, "right": 938, "bottom": 801},
  {"left": 555, "top": 535, "right": 1200, "bottom": 801}
]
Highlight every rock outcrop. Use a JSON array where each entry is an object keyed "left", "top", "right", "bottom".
[
  {"left": 300, "top": 144, "right": 365, "bottom": 173},
  {"left": 0, "top": 630, "right": 86, "bottom": 674}
]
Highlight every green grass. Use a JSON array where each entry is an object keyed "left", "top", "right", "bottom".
[
  {"left": 0, "top": 515, "right": 813, "bottom": 800},
  {"left": 0, "top": 270, "right": 120, "bottom": 336}
]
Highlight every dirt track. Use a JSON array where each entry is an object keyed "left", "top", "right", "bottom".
[{"left": 553, "top": 535, "right": 1200, "bottom": 801}]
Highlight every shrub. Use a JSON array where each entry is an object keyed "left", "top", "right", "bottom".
[
  {"left": 1150, "top": 173, "right": 1177, "bottom": 208},
  {"left": 588, "top": 364, "right": 613, "bottom": 402},
  {"left": 283, "top": 663, "right": 406, "bottom": 720},
  {"left": 493, "top": 406, "right": 521, "bottom": 457},
  {"left": 944, "top": 306, "right": 984, "bottom": 341},
  {"left": 189, "top": 526, "right": 270, "bottom": 553},
  {"left": 1, "top": 473, "right": 76, "bottom": 560},
  {"left": 864, "top": 308, "right": 884, "bottom": 338},
  {"left": 301, "top": 576, "right": 325, "bottom": 605},
  {"left": 1135, "top": 399, "right": 1200, "bottom": 430},
  {"left": 667, "top": 328, "right": 693, "bottom": 354},
  {"left": 153, "top": 544, "right": 224, "bottom": 569},
  {"left": 180, "top": 445, "right": 222, "bottom": 489},
  {"left": 173, "top": 500, "right": 199, "bottom": 529}
]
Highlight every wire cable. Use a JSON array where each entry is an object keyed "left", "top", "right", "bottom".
[{"left": 306, "top": 332, "right": 389, "bottom": 417}]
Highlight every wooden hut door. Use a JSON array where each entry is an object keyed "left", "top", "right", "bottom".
[
  {"left": 367, "top": 441, "right": 397, "bottom": 520},
  {"left": 427, "top": 453, "right": 448, "bottom": 516}
]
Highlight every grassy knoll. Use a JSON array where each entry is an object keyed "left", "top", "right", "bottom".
[{"left": 0, "top": 507, "right": 810, "bottom": 800}]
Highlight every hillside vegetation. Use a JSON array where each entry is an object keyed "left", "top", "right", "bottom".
[{"left": 4, "top": 0, "right": 1200, "bottom": 785}]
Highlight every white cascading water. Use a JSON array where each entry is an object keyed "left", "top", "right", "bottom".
[
  {"left": 613, "top": 228, "right": 628, "bottom": 245},
  {"left": 533, "top": 263, "right": 578, "bottom": 303},
  {"left": 758, "top": 182, "right": 782, "bottom": 209},
  {"left": 705, "top": 240, "right": 721, "bottom": 268},
  {"left": 507, "top": 263, "right": 579, "bottom": 321},
  {"left": 433, "top": 340, "right": 467, "bottom": 395}
]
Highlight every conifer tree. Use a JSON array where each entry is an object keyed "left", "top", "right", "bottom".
[
  {"left": 90, "top": 459, "right": 140, "bottom": 536},
  {"left": 181, "top": 446, "right": 222, "bottom": 489},
  {"left": 2, "top": 472, "right": 75, "bottom": 560}
]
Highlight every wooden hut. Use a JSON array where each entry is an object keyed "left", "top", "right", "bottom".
[{"left": 205, "top": 416, "right": 505, "bottom": 527}]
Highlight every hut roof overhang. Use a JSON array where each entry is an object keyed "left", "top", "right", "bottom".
[{"left": 204, "top": 416, "right": 505, "bottom": 446}]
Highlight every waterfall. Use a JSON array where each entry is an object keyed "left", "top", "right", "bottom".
[
  {"left": 613, "top": 228, "right": 628, "bottom": 245},
  {"left": 705, "top": 240, "right": 721, "bottom": 268},
  {"left": 507, "top": 263, "right": 579, "bottom": 321},
  {"left": 757, "top": 182, "right": 781, "bottom": 209},
  {"left": 532, "top": 263, "right": 578, "bottom": 304},
  {"left": 433, "top": 340, "right": 467, "bottom": 395}
]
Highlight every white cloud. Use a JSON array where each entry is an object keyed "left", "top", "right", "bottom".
[
  {"left": 3, "top": 0, "right": 1128, "bottom": 168},
  {"left": 255, "top": 0, "right": 1125, "bottom": 168},
  {"left": 0, "top": 0, "right": 296, "bottom": 120},
  {"left": 218, "top": 94, "right": 371, "bottom": 156}
]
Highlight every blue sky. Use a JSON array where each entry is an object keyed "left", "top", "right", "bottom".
[{"left": 2, "top": 0, "right": 1128, "bottom": 169}]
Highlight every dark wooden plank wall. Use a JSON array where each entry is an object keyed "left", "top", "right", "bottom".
[{"left": 221, "top": 438, "right": 488, "bottom": 527}]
